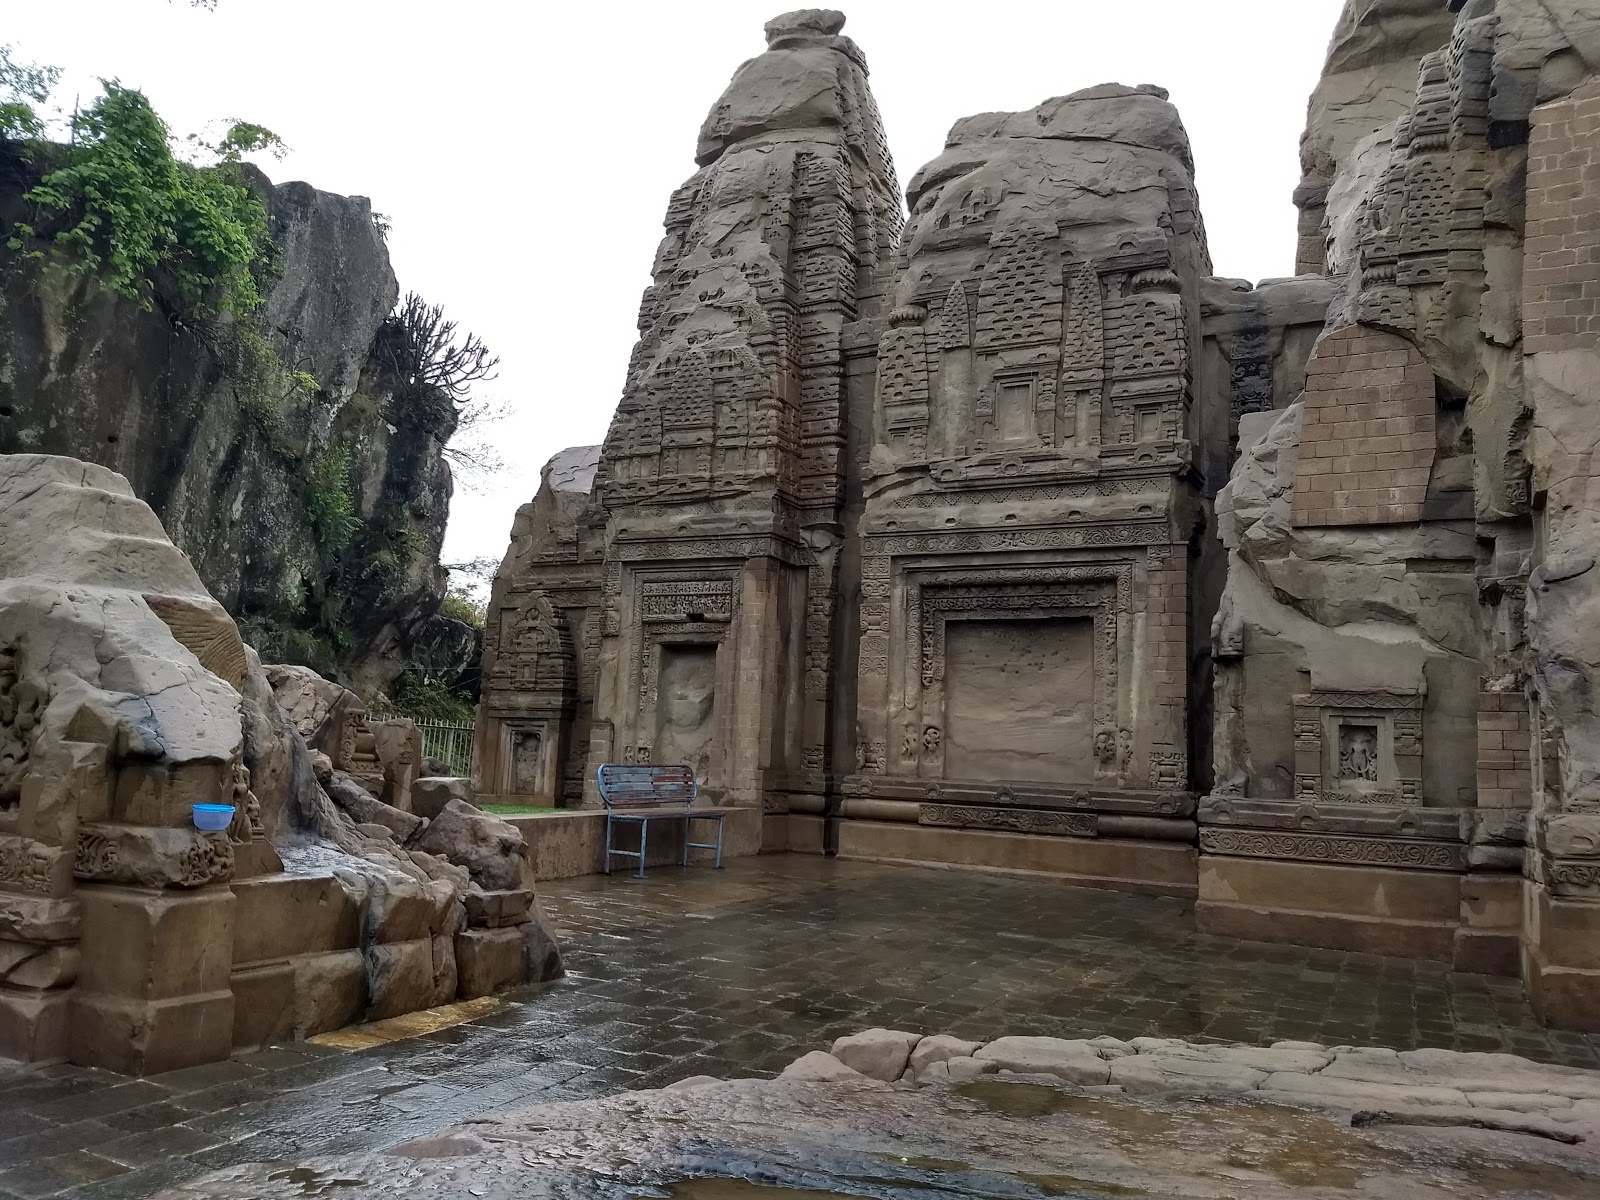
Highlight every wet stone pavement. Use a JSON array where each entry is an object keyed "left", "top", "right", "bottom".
[{"left": 4, "top": 855, "right": 1600, "bottom": 1198}]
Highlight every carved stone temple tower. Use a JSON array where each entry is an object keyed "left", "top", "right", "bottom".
[
  {"left": 481, "top": 10, "right": 903, "bottom": 820},
  {"left": 833, "top": 85, "right": 1221, "bottom": 883}
]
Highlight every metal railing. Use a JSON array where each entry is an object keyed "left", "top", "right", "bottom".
[{"left": 415, "top": 719, "right": 475, "bottom": 778}]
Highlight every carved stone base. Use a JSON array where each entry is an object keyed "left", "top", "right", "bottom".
[
  {"left": 1197, "top": 856, "right": 1463, "bottom": 961},
  {"left": 0, "top": 983, "right": 70, "bottom": 1061},
  {"left": 835, "top": 819, "right": 1196, "bottom": 897},
  {"left": 1524, "top": 884, "right": 1600, "bottom": 1032}
]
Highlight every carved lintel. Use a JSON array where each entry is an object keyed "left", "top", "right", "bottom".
[
  {"left": 919, "top": 804, "right": 1096, "bottom": 837},
  {"left": 1548, "top": 860, "right": 1600, "bottom": 898}
]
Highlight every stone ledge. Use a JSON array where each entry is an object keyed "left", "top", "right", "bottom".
[{"left": 500, "top": 806, "right": 762, "bottom": 881}]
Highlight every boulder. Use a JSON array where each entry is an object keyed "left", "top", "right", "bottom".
[
  {"left": 945, "top": 1056, "right": 999, "bottom": 1082},
  {"left": 412, "top": 776, "right": 474, "bottom": 820},
  {"left": 415, "top": 799, "right": 528, "bottom": 892},
  {"left": 973, "top": 1037, "right": 1111, "bottom": 1086},
  {"left": 908, "top": 1034, "right": 982, "bottom": 1081},
  {"left": 831, "top": 1028, "right": 922, "bottom": 1081},
  {"left": 781, "top": 1051, "right": 870, "bottom": 1083}
]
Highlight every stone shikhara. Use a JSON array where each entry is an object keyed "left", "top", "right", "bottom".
[{"left": 477, "top": 3, "right": 1600, "bottom": 1031}]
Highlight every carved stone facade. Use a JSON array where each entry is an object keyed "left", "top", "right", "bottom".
[
  {"left": 478, "top": 447, "right": 605, "bottom": 805},
  {"left": 480, "top": 5, "right": 1600, "bottom": 1028},
  {"left": 1204, "top": 0, "right": 1600, "bottom": 1030}
]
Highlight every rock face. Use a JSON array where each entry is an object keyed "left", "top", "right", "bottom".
[
  {"left": 1205, "top": 1, "right": 1600, "bottom": 1028},
  {"left": 0, "top": 454, "right": 558, "bottom": 1073},
  {"left": 0, "top": 152, "right": 460, "bottom": 693},
  {"left": 155, "top": 1033, "right": 1600, "bottom": 1200},
  {"left": 1295, "top": 0, "right": 1457, "bottom": 274}
]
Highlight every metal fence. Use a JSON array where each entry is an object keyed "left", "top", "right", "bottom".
[{"left": 415, "top": 720, "right": 475, "bottom": 778}]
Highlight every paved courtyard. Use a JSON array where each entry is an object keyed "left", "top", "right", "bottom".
[{"left": 3, "top": 855, "right": 1600, "bottom": 1198}]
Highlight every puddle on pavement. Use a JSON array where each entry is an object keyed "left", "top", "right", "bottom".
[
  {"left": 264, "top": 1167, "right": 364, "bottom": 1195},
  {"left": 952, "top": 1081, "right": 1173, "bottom": 1137},
  {"left": 1459, "top": 1160, "right": 1599, "bottom": 1197},
  {"left": 873, "top": 1156, "right": 972, "bottom": 1173},
  {"left": 666, "top": 1181, "right": 882, "bottom": 1200},
  {"left": 1018, "top": 1174, "right": 1149, "bottom": 1197},
  {"left": 952, "top": 1080, "right": 1418, "bottom": 1192}
]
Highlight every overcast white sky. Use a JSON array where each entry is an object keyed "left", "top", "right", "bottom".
[{"left": 11, "top": 0, "right": 1346, "bottom": 572}]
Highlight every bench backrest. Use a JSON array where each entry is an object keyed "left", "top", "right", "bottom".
[{"left": 596, "top": 763, "right": 698, "bottom": 810}]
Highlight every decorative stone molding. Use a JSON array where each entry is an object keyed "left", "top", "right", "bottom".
[
  {"left": 1199, "top": 828, "right": 1464, "bottom": 872},
  {"left": 920, "top": 804, "right": 1096, "bottom": 837},
  {"left": 73, "top": 824, "right": 233, "bottom": 889},
  {"left": 0, "top": 835, "right": 68, "bottom": 897}
]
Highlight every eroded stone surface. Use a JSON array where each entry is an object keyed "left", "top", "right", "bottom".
[{"left": 154, "top": 1049, "right": 1600, "bottom": 1200}]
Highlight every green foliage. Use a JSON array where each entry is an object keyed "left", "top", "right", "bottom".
[
  {"left": 306, "top": 445, "right": 359, "bottom": 552},
  {"left": 12, "top": 82, "right": 282, "bottom": 315},
  {"left": 213, "top": 322, "right": 320, "bottom": 430},
  {"left": 389, "top": 670, "right": 475, "bottom": 725},
  {"left": 439, "top": 586, "right": 485, "bottom": 630},
  {"left": 357, "top": 504, "right": 426, "bottom": 590},
  {"left": 0, "top": 44, "right": 60, "bottom": 141}
]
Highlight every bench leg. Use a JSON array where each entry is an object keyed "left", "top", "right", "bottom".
[
  {"left": 605, "top": 812, "right": 613, "bottom": 876},
  {"left": 715, "top": 816, "right": 724, "bottom": 869},
  {"left": 682, "top": 816, "right": 690, "bottom": 868},
  {"left": 638, "top": 819, "right": 649, "bottom": 879}
]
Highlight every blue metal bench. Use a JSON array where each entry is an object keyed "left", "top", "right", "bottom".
[{"left": 595, "top": 763, "right": 732, "bottom": 877}]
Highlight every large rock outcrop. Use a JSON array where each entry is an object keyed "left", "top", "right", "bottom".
[
  {"left": 0, "top": 454, "right": 558, "bottom": 1072},
  {"left": 0, "top": 150, "right": 460, "bottom": 694},
  {"left": 1207, "top": 0, "right": 1600, "bottom": 1027},
  {"left": 1295, "top": 0, "right": 1458, "bottom": 274}
]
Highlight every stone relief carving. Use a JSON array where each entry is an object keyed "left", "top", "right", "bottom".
[
  {"left": 0, "top": 642, "right": 44, "bottom": 808},
  {"left": 0, "top": 835, "right": 62, "bottom": 896},
  {"left": 920, "top": 805, "right": 1096, "bottom": 838},
  {"left": 1199, "top": 829, "right": 1463, "bottom": 872},
  {"left": 73, "top": 825, "right": 234, "bottom": 889},
  {"left": 1338, "top": 725, "right": 1380, "bottom": 782}
]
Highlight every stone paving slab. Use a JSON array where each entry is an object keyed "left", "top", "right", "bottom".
[{"left": 2, "top": 856, "right": 1599, "bottom": 1197}]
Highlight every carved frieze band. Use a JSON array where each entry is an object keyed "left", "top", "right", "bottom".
[
  {"left": 920, "top": 804, "right": 1096, "bottom": 838},
  {"left": 1199, "top": 828, "right": 1463, "bottom": 872},
  {"left": 74, "top": 825, "right": 234, "bottom": 889},
  {"left": 865, "top": 524, "right": 1169, "bottom": 556},
  {"left": 0, "top": 835, "right": 66, "bottom": 896},
  {"left": 1549, "top": 860, "right": 1600, "bottom": 898}
]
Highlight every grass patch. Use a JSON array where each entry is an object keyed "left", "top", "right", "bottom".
[{"left": 481, "top": 804, "right": 563, "bottom": 816}]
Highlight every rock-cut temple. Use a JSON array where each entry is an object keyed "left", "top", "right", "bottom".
[{"left": 478, "top": 5, "right": 1600, "bottom": 1030}]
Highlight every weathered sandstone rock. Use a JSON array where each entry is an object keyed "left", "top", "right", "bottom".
[{"left": 831, "top": 1028, "right": 921, "bottom": 1081}]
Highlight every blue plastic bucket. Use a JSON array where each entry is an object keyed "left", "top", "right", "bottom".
[{"left": 192, "top": 804, "right": 236, "bottom": 832}]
